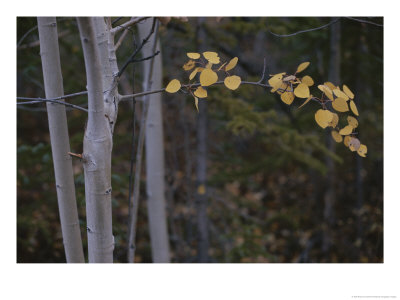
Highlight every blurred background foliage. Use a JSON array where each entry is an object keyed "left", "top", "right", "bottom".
[{"left": 17, "top": 17, "right": 383, "bottom": 263}]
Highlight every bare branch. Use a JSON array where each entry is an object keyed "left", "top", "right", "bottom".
[
  {"left": 17, "top": 90, "right": 88, "bottom": 102},
  {"left": 17, "top": 98, "right": 88, "bottom": 112},
  {"left": 268, "top": 18, "right": 340, "bottom": 37}
]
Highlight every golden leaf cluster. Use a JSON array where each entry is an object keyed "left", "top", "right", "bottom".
[{"left": 165, "top": 51, "right": 241, "bottom": 112}]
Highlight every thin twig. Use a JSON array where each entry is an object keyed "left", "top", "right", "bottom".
[
  {"left": 117, "top": 18, "right": 157, "bottom": 78},
  {"left": 345, "top": 17, "right": 383, "bottom": 27},
  {"left": 17, "top": 90, "right": 88, "bottom": 102},
  {"left": 268, "top": 18, "right": 340, "bottom": 37},
  {"left": 111, "top": 17, "right": 149, "bottom": 35},
  {"left": 115, "top": 27, "right": 130, "bottom": 51},
  {"left": 17, "top": 98, "right": 88, "bottom": 112}
]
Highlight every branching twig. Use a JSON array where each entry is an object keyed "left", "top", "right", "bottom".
[
  {"left": 117, "top": 18, "right": 157, "bottom": 78},
  {"left": 17, "top": 98, "right": 88, "bottom": 112}
]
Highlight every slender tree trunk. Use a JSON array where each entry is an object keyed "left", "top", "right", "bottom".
[
  {"left": 138, "top": 19, "right": 170, "bottom": 263},
  {"left": 77, "top": 17, "right": 114, "bottom": 263},
  {"left": 37, "top": 17, "right": 85, "bottom": 263},
  {"left": 195, "top": 17, "right": 210, "bottom": 263},
  {"left": 322, "top": 19, "right": 341, "bottom": 256}
]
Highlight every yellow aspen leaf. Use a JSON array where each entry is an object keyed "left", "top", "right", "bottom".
[
  {"left": 350, "top": 100, "right": 359, "bottom": 116},
  {"left": 333, "top": 88, "right": 349, "bottom": 101},
  {"left": 296, "top": 61, "right": 310, "bottom": 73},
  {"left": 298, "top": 95, "right": 313, "bottom": 109},
  {"left": 332, "top": 97, "right": 349, "bottom": 112},
  {"left": 331, "top": 130, "right": 343, "bottom": 143},
  {"left": 318, "top": 85, "right": 334, "bottom": 101},
  {"left": 194, "top": 97, "right": 199, "bottom": 112},
  {"left": 183, "top": 60, "right": 195, "bottom": 71},
  {"left": 197, "top": 184, "right": 206, "bottom": 195},
  {"left": 203, "top": 51, "right": 220, "bottom": 64},
  {"left": 187, "top": 52, "right": 201, "bottom": 59},
  {"left": 357, "top": 144, "right": 367, "bottom": 157},
  {"left": 225, "top": 57, "right": 238, "bottom": 71},
  {"left": 224, "top": 75, "right": 241, "bottom": 90},
  {"left": 165, "top": 79, "right": 181, "bottom": 93},
  {"left": 324, "top": 81, "right": 337, "bottom": 90},
  {"left": 217, "top": 62, "right": 227, "bottom": 71},
  {"left": 194, "top": 86, "right": 207, "bottom": 98},
  {"left": 315, "top": 109, "right": 334, "bottom": 129},
  {"left": 280, "top": 91, "right": 295, "bottom": 105},
  {"left": 347, "top": 116, "right": 358, "bottom": 128},
  {"left": 343, "top": 84, "right": 355, "bottom": 99},
  {"left": 349, "top": 137, "right": 361, "bottom": 152},
  {"left": 301, "top": 75, "right": 314, "bottom": 86},
  {"left": 294, "top": 83, "right": 310, "bottom": 98},
  {"left": 339, "top": 125, "right": 353, "bottom": 136},
  {"left": 268, "top": 72, "right": 286, "bottom": 90},
  {"left": 328, "top": 112, "right": 339, "bottom": 128},
  {"left": 189, "top": 67, "right": 202, "bottom": 80},
  {"left": 283, "top": 75, "right": 296, "bottom": 82},
  {"left": 343, "top": 136, "right": 351, "bottom": 147},
  {"left": 200, "top": 68, "right": 218, "bottom": 87}
]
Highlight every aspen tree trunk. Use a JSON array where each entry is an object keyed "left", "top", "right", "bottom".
[
  {"left": 195, "top": 17, "right": 210, "bottom": 263},
  {"left": 138, "top": 19, "right": 171, "bottom": 263},
  {"left": 77, "top": 17, "right": 114, "bottom": 263},
  {"left": 322, "top": 19, "right": 341, "bottom": 255},
  {"left": 37, "top": 17, "right": 85, "bottom": 263}
]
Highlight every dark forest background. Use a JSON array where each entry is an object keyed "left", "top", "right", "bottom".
[{"left": 16, "top": 17, "right": 383, "bottom": 263}]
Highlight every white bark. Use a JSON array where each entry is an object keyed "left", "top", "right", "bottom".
[
  {"left": 138, "top": 19, "right": 170, "bottom": 263},
  {"left": 77, "top": 17, "right": 114, "bottom": 263},
  {"left": 37, "top": 17, "right": 85, "bottom": 263}
]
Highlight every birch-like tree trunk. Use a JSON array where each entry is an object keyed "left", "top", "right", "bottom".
[
  {"left": 77, "top": 17, "right": 114, "bottom": 263},
  {"left": 37, "top": 17, "right": 85, "bottom": 263},
  {"left": 138, "top": 19, "right": 170, "bottom": 263}
]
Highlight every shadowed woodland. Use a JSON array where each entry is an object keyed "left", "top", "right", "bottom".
[{"left": 17, "top": 17, "right": 383, "bottom": 263}]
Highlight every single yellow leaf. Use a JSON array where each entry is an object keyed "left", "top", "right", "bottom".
[
  {"left": 332, "top": 97, "right": 349, "bottom": 112},
  {"left": 331, "top": 130, "right": 343, "bottom": 143},
  {"left": 301, "top": 75, "right": 314, "bottom": 86},
  {"left": 183, "top": 60, "right": 195, "bottom": 71},
  {"left": 294, "top": 83, "right": 310, "bottom": 98},
  {"left": 296, "top": 61, "right": 310, "bottom": 73},
  {"left": 324, "top": 81, "right": 337, "bottom": 90},
  {"left": 194, "top": 97, "right": 199, "bottom": 113},
  {"left": 197, "top": 184, "right": 206, "bottom": 195},
  {"left": 225, "top": 57, "right": 238, "bottom": 71},
  {"left": 268, "top": 72, "right": 286, "bottom": 89},
  {"left": 274, "top": 82, "right": 288, "bottom": 94},
  {"left": 348, "top": 137, "right": 361, "bottom": 152},
  {"left": 165, "top": 79, "right": 181, "bottom": 93},
  {"left": 283, "top": 75, "right": 296, "bottom": 82},
  {"left": 280, "top": 91, "right": 295, "bottom": 105},
  {"left": 315, "top": 109, "right": 334, "bottom": 129},
  {"left": 203, "top": 51, "right": 220, "bottom": 64},
  {"left": 333, "top": 88, "right": 349, "bottom": 101},
  {"left": 347, "top": 116, "right": 358, "bottom": 128},
  {"left": 339, "top": 125, "right": 353, "bottom": 135},
  {"left": 189, "top": 67, "right": 202, "bottom": 80},
  {"left": 298, "top": 95, "right": 313, "bottom": 109},
  {"left": 357, "top": 144, "right": 367, "bottom": 157},
  {"left": 200, "top": 69, "right": 218, "bottom": 87},
  {"left": 194, "top": 86, "right": 207, "bottom": 98},
  {"left": 343, "top": 84, "right": 355, "bottom": 99},
  {"left": 187, "top": 52, "right": 200, "bottom": 59},
  {"left": 328, "top": 112, "right": 339, "bottom": 128},
  {"left": 224, "top": 75, "right": 241, "bottom": 90},
  {"left": 318, "top": 84, "right": 334, "bottom": 101},
  {"left": 343, "top": 136, "right": 351, "bottom": 147},
  {"left": 350, "top": 100, "right": 359, "bottom": 116}
]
